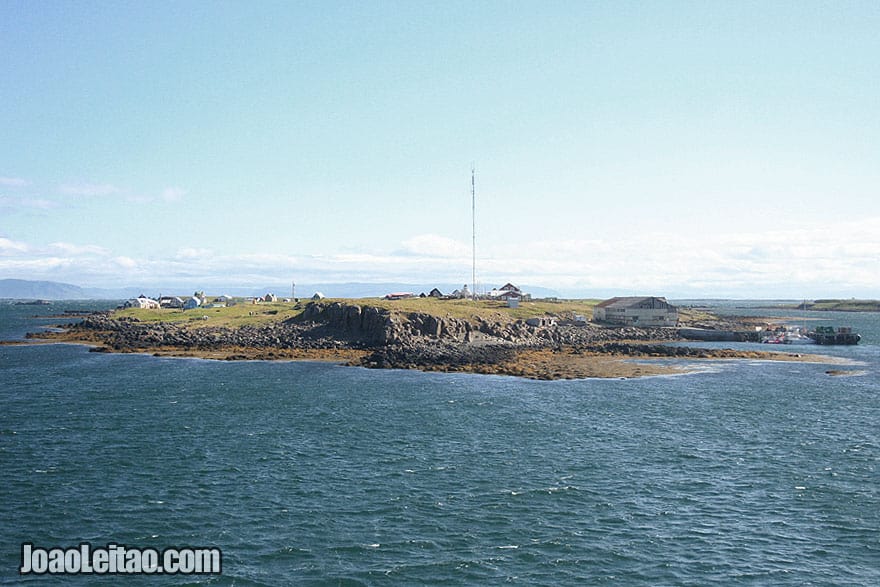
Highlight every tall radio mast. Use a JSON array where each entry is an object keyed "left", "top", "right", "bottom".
[{"left": 471, "top": 164, "right": 476, "bottom": 300}]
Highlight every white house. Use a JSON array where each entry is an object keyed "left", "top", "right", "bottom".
[
  {"left": 183, "top": 296, "right": 202, "bottom": 310},
  {"left": 592, "top": 297, "right": 679, "bottom": 327},
  {"left": 124, "top": 296, "right": 160, "bottom": 310},
  {"left": 488, "top": 283, "right": 532, "bottom": 301}
]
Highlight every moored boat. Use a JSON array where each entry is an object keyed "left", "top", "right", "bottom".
[
  {"left": 761, "top": 327, "right": 814, "bottom": 345},
  {"left": 808, "top": 326, "right": 861, "bottom": 345},
  {"left": 783, "top": 328, "right": 815, "bottom": 345}
]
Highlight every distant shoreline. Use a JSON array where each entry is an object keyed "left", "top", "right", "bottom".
[{"left": 766, "top": 299, "right": 880, "bottom": 312}]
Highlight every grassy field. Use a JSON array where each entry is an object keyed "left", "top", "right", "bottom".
[
  {"left": 676, "top": 306, "right": 723, "bottom": 323},
  {"left": 341, "top": 297, "right": 600, "bottom": 321},
  {"left": 114, "top": 302, "right": 305, "bottom": 328},
  {"left": 807, "top": 299, "right": 880, "bottom": 312},
  {"left": 115, "top": 297, "right": 602, "bottom": 328}
]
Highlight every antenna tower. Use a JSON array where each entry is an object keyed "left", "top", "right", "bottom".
[{"left": 471, "top": 164, "right": 476, "bottom": 300}]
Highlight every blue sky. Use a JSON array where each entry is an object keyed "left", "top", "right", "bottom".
[{"left": 2, "top": 1, "right": 879, "bottom": 297}]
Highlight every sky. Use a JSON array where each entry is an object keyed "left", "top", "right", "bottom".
[{"left": 2, "top": 1, "right": 879, "bottom": 298}]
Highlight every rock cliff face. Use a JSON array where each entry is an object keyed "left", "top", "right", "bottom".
[
  {"left": 299, "top": 302, "right": 400, "bottom": 343},
  {"left": 69, "top": 313, "right": 334, "bottom": 351},
  {"left": 297, "top": 301, "right": 563, "bottom": 345},
  {"left": 61, "top": 302, "right": 680, "bottom": 359},
  {"left": 298, "top": 301, "right": 682, "bottom": 348}
]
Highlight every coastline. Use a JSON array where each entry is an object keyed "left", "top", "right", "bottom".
[{"left": 14, "top": 328, "right": 852, "bottom": 380}]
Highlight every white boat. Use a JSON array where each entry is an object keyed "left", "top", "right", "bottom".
[
  {"left": 762, "top": 327, "right": 815, "bottom": 345},
  {"left": 783, "top": 328, "right": 815, "bottom": 345}
]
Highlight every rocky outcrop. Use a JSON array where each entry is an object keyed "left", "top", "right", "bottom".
[
  {"left": 295, "top": 302, "right": 679, "bottom": 347},
  {"left": 27, "top": 303, "right": 816, "bottom": 379},
  {"left": 51, "top": 301, "right": 697, "bottom": 373},
  {"left": 69, "top": 314, "right": 349, "bottom": 351},
  {"left": 353, "top": 340, "right": 774, "bottom": 373},
  {"left": 297, "top": 302, "right": 475, "bottom": 344},
  {"left": 358, "top": 342, "right": 517, "bottom": 372},
  {"left": 298, "top": 302, "right": 393, "bottom": 343}
]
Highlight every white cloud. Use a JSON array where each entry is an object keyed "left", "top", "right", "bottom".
[
  {"left": 48, "top": 242, "right": 110, "bottom": 256},
  {"left": 0, "top": 195, "right": 59, "bottom": 211},
  {"left": 57, "top": 182, "right": 186, "bottom": 204},
  {"left": 124, "top": 194, "right": 153, "bottom": 204},
  {"left": 126, "top": 187, "right": 187, "bottom": 203},
  {"left": 0, "top": 237, "right": 29, "bottom": 255},
  {"left": 176, "top": 247, "right": 213, "bottom": 259},
  {"left": 59, "top": 183, "right": 121, "bottom": 197},
  {"left": 113, "top": 256, "right": 138, "bottom": 269},
  {"left": 161, "top": 187, "right": 186, "bottom": 202},
  {"left": 225, "top": 253, "right": 300, "bottom": 267},
  {"left": 1, "top": 176, "right": 187, "bottom": 216},
  {"left": 1, "top": 218, "right": 878, "bottom": 297},
  {"left": 0, "top": 257, "right": 70, "bottom": 271},
  {"left": 399, "top": 234, "right": 470, "bottom": 258},
  {"left": 0, "top": 176, "right": 29, "bottom": 187}
]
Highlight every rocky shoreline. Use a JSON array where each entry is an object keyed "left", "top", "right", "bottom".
[{"left": 23, "top": 301, "right": 842, "bottom": 379}]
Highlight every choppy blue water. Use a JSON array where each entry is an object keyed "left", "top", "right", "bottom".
[{"left": 1, "top": 301, "right": 878, "bottom": 585}]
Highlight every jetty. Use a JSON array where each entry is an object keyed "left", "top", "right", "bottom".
[{"left": 678, "top": 327, "right": 763, "bottom": 343}]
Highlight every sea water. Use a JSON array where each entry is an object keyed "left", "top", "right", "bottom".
[{"left": 1, "top": 301, "right": 878, "bottom": 585}]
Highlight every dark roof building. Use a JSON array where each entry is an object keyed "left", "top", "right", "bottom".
[{"left": 593, "top": 296, "right": 678, "bottom": 327}]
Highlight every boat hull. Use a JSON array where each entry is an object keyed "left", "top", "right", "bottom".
[{"left": 808, "top": 333, "right": 861, "bottom": 345}]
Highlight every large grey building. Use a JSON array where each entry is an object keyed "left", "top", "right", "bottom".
[{"left": 592, "top": 296, "right": 679, "bottom": 327}]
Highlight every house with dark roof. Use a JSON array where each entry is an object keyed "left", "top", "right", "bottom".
[
  {"left": 159, "top": 296, "right": 184, "bottom": 309},
  {"left": 593, "top": 296, "right": 678, "bottom": 327},
  {"left": 488, "top": 282, "right": 529, "bottom": 301}
]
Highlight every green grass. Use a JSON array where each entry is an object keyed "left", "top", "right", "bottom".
[
  {"left": 677, "top": 307, "right": 717, "bottom": 322},
  {"left": 808, "top": 299, "right": 880, "bottom": 312},
  {"left": 115, "top": 302, "right": 307, "bottom": 328},
  {"left": 115, "top": 297, "right": 602, "bottom": 327},
  {"left": 318, "top": 297, "right": 600, "bottom": 322}
]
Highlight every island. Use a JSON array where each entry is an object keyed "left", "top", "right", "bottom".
[
  {"left": 16, "top": 296, "right": 851, "bottom": 380},
  {"left": 791, "top": 299, "right": 880, "bottom": 312}
]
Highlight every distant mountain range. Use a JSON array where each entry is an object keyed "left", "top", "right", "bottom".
[
  {"left": 0, "top": 279, "right": 91, "bottom": 299},
  {"left": 0, "top": 279, "right": 563, "bottom": 300}
]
